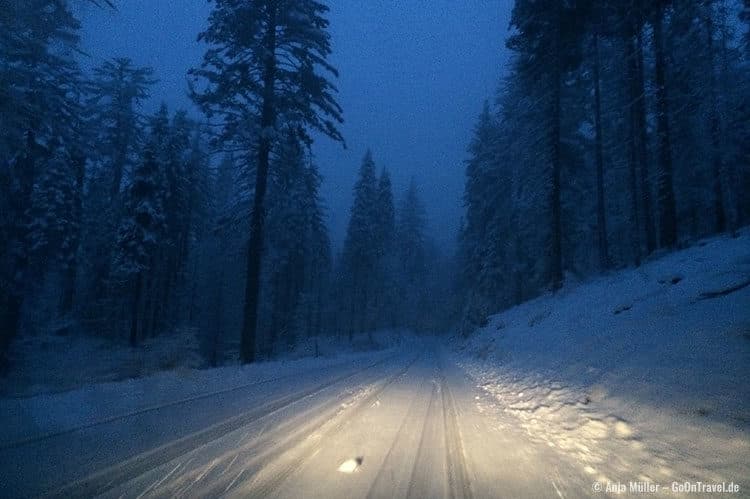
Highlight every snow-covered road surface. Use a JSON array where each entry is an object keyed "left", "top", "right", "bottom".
[
  {"left": 2, "top": 233, "right": 747, "bottom": 498},
  {"left": 2, "top": 347, "right": 596, "bottom": 498}
]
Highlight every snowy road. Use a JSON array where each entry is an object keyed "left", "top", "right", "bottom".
[
  {"left": 3, "top": 234, "right": 747, "bottom": 499},
  {"left": 3, "top": 347, "right": 597, "bottom": 498}
]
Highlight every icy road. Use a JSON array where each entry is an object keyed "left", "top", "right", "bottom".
[{"left": 1, "top": 348, "right": 597, "bottom": 498}]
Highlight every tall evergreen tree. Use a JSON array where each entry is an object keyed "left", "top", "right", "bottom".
[
  {"left": 395, "top": 179, "right": 428, "bottom": 330},
  {"left": 265, "top": 132, "right": 311, "bottom": 352},
  {"left": 373, "top": 168, "right": 396, "bottom": 328},
  {"left": 191, "top": 0, "right": 344, "bottom": 363},
  {"left": 459, "top": 102, "right": 504, "bottom": 329},
  {"left": 0, "top": 0, "right": 83, "bottom": 365},
  {"left": 651, "top": 0, "right": 678, "bottom": 248},
  {"left": 588, "top": 6, "right": 609, "bottom": 270},
  {"left": 86, "top": 58, "right": 156, "bottom": 200},
  {"left": 28, "top": 143, "right": 81, "bottom": 281},
  {"left": 507, "top": 0, "right": 587, "bottom": 291},
  {"left": 341, "top": 151, "right": 379, "bottom": 339},
  {"left": 115, "top": 129, "right": 166, "bottom": 347},
  {"left": 80, "top": 58, "right": 155, "bottom": 318}
]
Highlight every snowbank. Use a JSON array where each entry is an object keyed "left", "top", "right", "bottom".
[
  {"left": 453, "top": 229, "right": 750, "bottom": 488},
  {"left": 0, "top": 324, "right": 417, "bottom": 400},
  {"left": 0, "top": 329, "right": 205, "bottom": 398},
  {"left": 0, "top": 343, "right": 398, "bottom": 448}
]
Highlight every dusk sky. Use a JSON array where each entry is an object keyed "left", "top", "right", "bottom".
[{"left": 77, "top": 0, "right": 512, "bottom": 249}]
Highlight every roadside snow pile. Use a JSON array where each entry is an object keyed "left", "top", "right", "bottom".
[
  {"left": 454, "top": 229, "right": 750, "bottom": 487},
  {"left": 0, "top": 347, "right": 393, "bottom": 447},
  {"left": 1, "top": 326, "right": 415, "bottom": 399},
  {"left": 0, "top": 329, "right": 204, "bottom": 398}
]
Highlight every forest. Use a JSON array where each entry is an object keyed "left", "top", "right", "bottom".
[{"left": 1, "top": 0, "right": 748, "bottom": 373}]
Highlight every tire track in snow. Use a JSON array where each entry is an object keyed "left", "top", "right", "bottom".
[
  {"left": 2, "top": 355, "right": 393, "bottom": 451},
  {"left": 439, "top": 356, "right": 474, "bottom": 499},
  {"left": 219, "top": 354, "right": 422, "bottom": 498},
  {"left": 44, "top": 354, "right": 399, "bottom": 499},
  {"left": 365, "top": 366, "right": 433, "bottom": 499}
]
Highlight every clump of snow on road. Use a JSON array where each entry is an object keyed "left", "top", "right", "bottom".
[
  {"left": 453, "top": 229, "right": 750, "bottom": 487},
  {"left": 337, "top": 457, "right": 363, "bottom": 473}
]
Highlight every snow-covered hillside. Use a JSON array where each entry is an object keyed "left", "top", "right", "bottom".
[{"left": 453, "top": 230, "right": 750, "bottom": 489}]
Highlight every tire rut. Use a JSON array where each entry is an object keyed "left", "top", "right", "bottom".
[
  {"left": 44, "top": 354, "right": 399, "bottom": 499},
  {"left": 439, "top": 356, "right": 474, "bottom": 499},
  {"left": 218, "top": 354, "right": 422, "bottom": 498}
]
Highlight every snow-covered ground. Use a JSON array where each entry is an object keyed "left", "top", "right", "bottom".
[
  {"left": 0, "top": 330, "right": 414, "bottom": 447},
  {"left": 0, "top": 329, "right": 205, "bottom": 398},
  {"left": 0, "top": 327, "right": 412, "bottom": 398},
  {"left": 1, "top": 233, "right": 747, "bottom": 497},
  {"left": 452, "top": 229, "right": 750, "bottom": 491}
]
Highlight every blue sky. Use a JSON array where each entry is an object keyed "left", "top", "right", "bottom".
[{"left": 78, "top": 0, "right": 512, "bottom": 250}]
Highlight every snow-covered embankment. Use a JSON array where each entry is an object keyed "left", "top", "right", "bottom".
[{"left": 453, "top": 230, "right": 750, "bottom": 489}]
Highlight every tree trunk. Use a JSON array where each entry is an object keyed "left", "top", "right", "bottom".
[
  {"left": 1, "top": 131, "right": 37, "bottom": 367},
  {"left": 188, "top": 251, "right": 199, "bottom": 323},
  {"left": 704, "top": 9, "right": 727, "bottom": 233},
  {"left": 60, "top": 149, "right": 86, "bottom": 316},
  {"left": 268, "top": 277, "right": 281, "bottom": 357},
  {"left": 718, "top": 1, "right": 741, "bottom": 235},
  {"left": 653, "top": 4, "right": 678, "bottom": 248},
  {"left": 361, "top": 281, "right": 369, "bottom": 338},
  {"left": 0, "top": 295, "right": 23, "bottom": 372},
  {"left": 626, "top": 32, "right": 642, "bottom": 266},
  {"left": 130, "top": 272, "right": 143, "bottom": 347},
  {"left": 144, "top": 254, "right": 159, "bottom": 338},
  {"left": 549, "top": 47, "right": 563, "bottom": 291},
  {"left": 157, "top": 256, "right": 173, "bottom": 334},
  {"left": 348, "top": 274, "right": 356, "bottom": 343},
  {"left": 240, "top": 4, "right": 277, "bottom": 364},
  {"left": 210, "top": 268, "right": 224, "bottom": 367},
  {"left": 592, "top": 32, "right": 609, "bottom": 270},
  {"left": 60, "top": 266, "right": 77, "bottom": 316},
  {"left": 635, "top": 25, "right": 656, "bottom": 254}
]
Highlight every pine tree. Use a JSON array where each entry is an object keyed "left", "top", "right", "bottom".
[
  {"left": 149, "top": 109, "right": 194, "bottom": 334},
  {"left": 204, "top": 152, "right": 236, "bottom": 366},
  {"left": 741, "top": 0, "right": 750, "bottom": 54},
  {"left": 191, "top": 0, "right": 344, "bottom": 363},
  {"left": 341, "top": 150, "right": 379, "bottom": 339},
  {"left": 589, "top": 9, "right": 609, "bottom": 270},
  {"left": 373, "top": 168, "right": 395, "bottom": 328},
  {"left": 459, "top": 102, "right": 503, "bottom": 330},
  {"left": 651, "top": 0, "right": 678, "bottom": 248},
  {"left": 395, "top": 179, "right": 428, "bottom": 330},
  {"left": 266, "top": 132, "right": 310, "bottom": 353},
  {"left": 507, "top": 0, "right": 587, "bottom": 291},
  {"left": 28, "top": 143, "right": 80, "bottom": 278},
  {"left": 0, "top": 0, "right": 84, "bottom": 365},
  {"left": 702, "top": 1, "right": 727, "bottom": 234},
  {"left": 80, "top": 58, "right": 155, "bottom": 322},
  {"left": 0, "top": 0, "right": 82, "bottom": 159},
  {"left": 181, "top": 128, "right": 212, "bottom": 325},
  {"left": 86, "top": 58, "right": 156, "bottom": 200},
  {"left": 115, "top": 119, "right": 167, "bottom": 346}
]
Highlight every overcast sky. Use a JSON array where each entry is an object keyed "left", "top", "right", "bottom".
[{"left": 78, "top": 0, "right": 512, "bottom": 250}]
